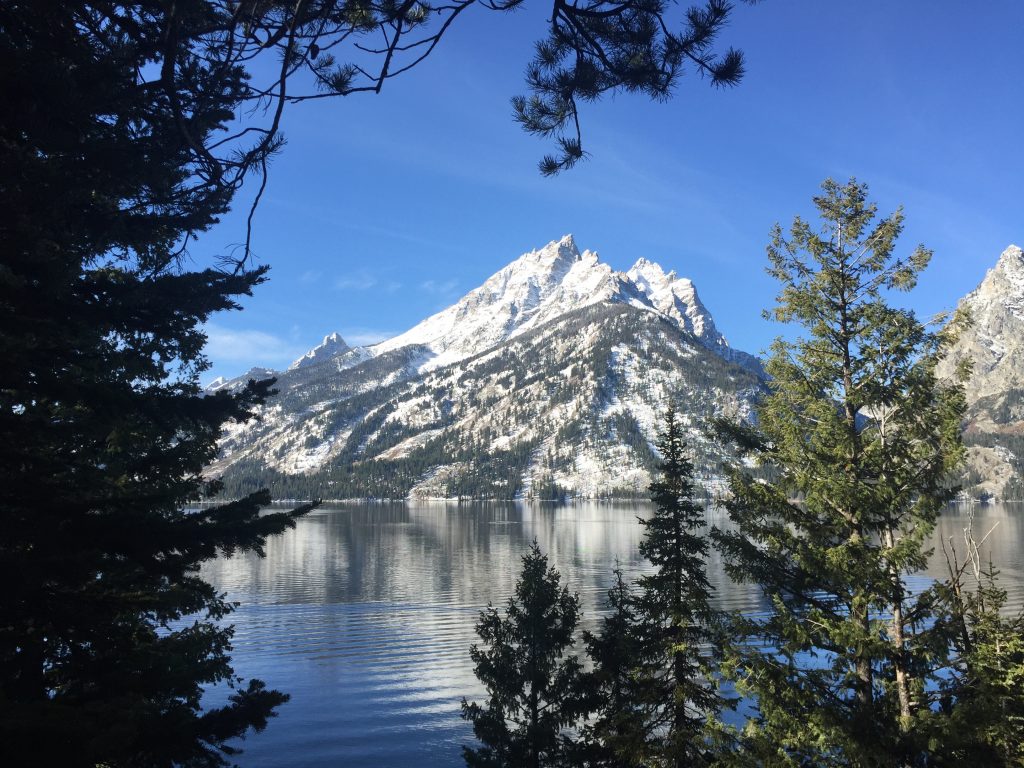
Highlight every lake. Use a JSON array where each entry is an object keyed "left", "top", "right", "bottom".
[{"left": 200, "top": 502, "right": 1024, "bottom": 767}]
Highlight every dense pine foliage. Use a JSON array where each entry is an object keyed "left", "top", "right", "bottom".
[
  {"left": 712, "top": 179, "right": 1022, "bottom": 765},
  {"left": 0, "top": 4, "right": 315, "bottom": 763},
  {"left": 462, "top": 543, "right": 589, "bottom": 768},
  {"left": 464, "top": 415, "right": 726, "bottom": 767}
]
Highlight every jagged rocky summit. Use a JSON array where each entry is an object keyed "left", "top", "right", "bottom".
[
  {"left": 938, "top": 244, "right": 1024, "bottom": 500},
  {"left": 208, "top": 235, "right": 766, "bottom": 500},
  {"left": 290, "top": 331, "right": 350, "bottom": 370}
]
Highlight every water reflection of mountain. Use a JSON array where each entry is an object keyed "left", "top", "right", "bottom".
[
  {"left": 202, "top": 502, "right": 770, "bottom": 615},
  {"left": 199, "top": 503, "right": 1024, "bottom": 768}
]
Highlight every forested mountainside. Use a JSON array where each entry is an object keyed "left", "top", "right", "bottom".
[{"left": 211, "top": 237, "right": 763, "bottom": 500}]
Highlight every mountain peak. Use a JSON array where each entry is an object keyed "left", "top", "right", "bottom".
[
  {"left": 975, "top": 243, "right": 1024, "bottom": 298},
  {"left": 1000, "top": 243, "right": 1022, "bottom": 259},
  {"left": 556, "top": 232, "right": 578, "bottom": 250},
  {"left": 939, "top": 243, "right": 1024, "bottom": 402},
  {"left": 522, "top": 234, "right": 581, "bottom": 270},
  {"left": 293, "top": 237, "right": 759, "bottom": 375},
  {"left": 995, "top": 243, "right": 1024, "bottom": 273},
  {"left": 289, "top": 332, "right": 350, "bottom": 370}
]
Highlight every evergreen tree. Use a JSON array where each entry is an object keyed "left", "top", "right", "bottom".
[
  {"left": 1, "top": 2, "right": 748, "bottom": 761},
  {"left": 585, "top": 410, "right": 725, "bottom": 767},
  {"left": 1, "top": 4, "right": 317, "bottom": 763},
  {"left": 712, "top": 179, "right": 968, "bottom": 765},
  {"left": 462, "top": 542, "right": 588, "bottom": 768},
  {"left": 636, "top": 408, "right": 725, "bottom": 767},
  {"left": 931, "top": 518, "right": 1024, "bottom": 765},
  {"left": 581, "top": 568, "right": 643, "bottom": 767}
]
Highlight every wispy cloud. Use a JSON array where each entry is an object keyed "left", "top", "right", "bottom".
[
  {"left": 298, "top": 269, "right": 322, "bottom": 283},
  {"left": 340, "top": 327, "right": 396, "bottom": 346},
  {"left": 204, "top": 323, "right": 305, "bottom": 365},
  {"left": 335, "top": 269, "right": 379, "bottom": 291},
  {"left": 420, "top": 278, "right": 458, "bottom": 295}
]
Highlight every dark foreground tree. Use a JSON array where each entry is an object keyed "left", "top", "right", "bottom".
[
  {"left": 1, "top": 1, "right": 750, "bottom": 762},
  {"left": 713, "top": 179, "right": 969, "bottom": 765},
  {"left": 637, "top": 409, "right": 726, "bottom": 766},
  {"left": 582, "top": 568, "right": 649, "bottom": 767},
  {"left": 0, "top": 4, "right": 318, "bottom": 764},
  {"left": 462, "top": 542, "right": 588, "bottom": 768},
  {"left": 584, "top": 410, "right": 725, "bottom": 767}
]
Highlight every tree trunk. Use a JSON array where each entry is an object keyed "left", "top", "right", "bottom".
[{"left": 885, "top": 528, "right": 914, "bottom": 729}]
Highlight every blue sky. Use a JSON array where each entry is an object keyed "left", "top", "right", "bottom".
[{"left": 199, "top": 1, "right": 1024, "bottom": 382}]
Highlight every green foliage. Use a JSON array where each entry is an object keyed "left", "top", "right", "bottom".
[
  {"left": 462, "top": 542, "right": 589, "bottom": 768},
  {"left": 0, "top": 3, "right": 318, "bottom": 763},
  {"left": 712, "top": 179, "right": 969, "bottom": 764},
  {"left": 582, "top": 569, "right": 651, "bottom": 767},
  {"left": 584, "top": 410, "right": 726, "bottom": 767},
  {"left": 925, "top": 520, "right": 1024, "bottom": 766},
  {"left": 514, "top": 0, "right": 747, "bottom": 174}
]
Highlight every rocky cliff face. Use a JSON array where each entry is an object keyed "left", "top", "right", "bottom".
[
  {"left": 209, "top": 236, "right": 764, "bottom": 500},
  {"left": 939, "top": 245, "right": 1024, "bottom": 500}
]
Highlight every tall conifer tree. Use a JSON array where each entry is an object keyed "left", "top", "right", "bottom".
[
  {"left": 462, "top": 542, "right": 588, "bottom": 768},
  {"left": 638, "top": 409, "right": 725, "bottom": 767},
  {"left": 586, "top": 409, "right": 724, "bottom": 767},
  {"left": 1, "top": 2, "right": 747, "bottom": 761},
  {"left": 0, "top": 4, "right": 317, "bottom": 763},
  {"left": 713, "top": 179, "right": 967, "bottom": 765},
  {"left": 582, "top": 568, "right": 650, "bottom": 767}
]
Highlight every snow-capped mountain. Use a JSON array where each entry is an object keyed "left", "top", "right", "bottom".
[
  {"left": 938, "top": 244, "right": 1024, "bottom": 500},
  {"left": 940, "top": 245, "right": 1024, "bottom": 401},
  {"left": 289, "top": 331, "right": 350, "bottom": 370},
  {"left": 209, "top": 236, "right": 765, "bottom": 500},
  {"left": 206, "top": 367, "right": 276, "bottom": 393},
  {"left": 284, "top": 235, "right": 759, "bottom": 377}
]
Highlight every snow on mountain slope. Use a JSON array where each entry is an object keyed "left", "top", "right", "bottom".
[
  {"left": 206, "top": 367, "right": 276, "bottom": 393},
  {"left": 212, "top": 302, "right": 763, "bottom": 500},
  {"left": 938, "top": 244, "right": 1024, "bottom": 500},
  {"left": 369, "top": 235, "right": 629, "bottom": 369},
  {"left": 626, "top": 258, "right": 720, "bottom": 342},
  {"left": 208, "top": 235, "right": 768, "bottom": 500},
  {"left": 290, "top": 332, "right": 350, "bottom": 370},
  {"left": 940, "top": 244, "right": 1024, "bottom": 401},
  {"left": 297, "top": 235, "right": 758, "bottom": 375}
]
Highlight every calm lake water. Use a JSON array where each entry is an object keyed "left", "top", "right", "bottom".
[{"left": 200, "top": 502, "right": 1024, "bottom": 767}]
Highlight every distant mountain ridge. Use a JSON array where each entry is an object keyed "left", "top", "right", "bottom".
[
  {"left": 278, "top": 234, "right": 761, "bottom": 378},
  {"left": 290, "top": 331, "right": 350, "bottom": 370},
  {"left": 939, "top": 244, "right": 1024, "bottom": 500},
  {"left": 209, "top": 236, "right": 765, "bottom": 500},
  {"left": 208, "top": 239, "right": 1024, "bottom": 502}
]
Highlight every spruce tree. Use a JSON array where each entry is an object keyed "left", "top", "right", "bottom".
[
  {"left": 637, "top": 409, "right": 725, "bottom": 767},
  {"left": 585, "top": 410, "right": 724, "bottom": 767},
  {"left": 462, "top": 542, "right": 588, "bottom": 768},
  {"left": 581, "top": 568, "right": 650, "bottom": 767},
  {"left": 713, "top": 179, "right": 967, "bottom": 765}
]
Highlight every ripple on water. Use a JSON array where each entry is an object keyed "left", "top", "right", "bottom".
[{"left": 199, "top": 502, "right": 1024, "bottom": 767}]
